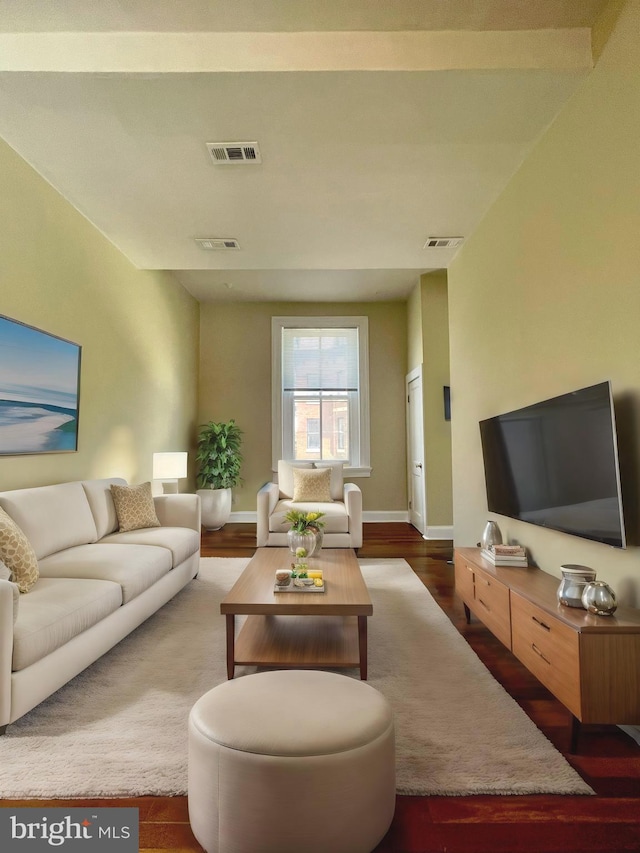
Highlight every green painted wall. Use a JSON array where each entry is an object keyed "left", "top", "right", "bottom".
[
  {"left": 199, "top": 301, "right": 407, "bottom": 512},
  {"left": 448, "top": 0, "right": 640, "bottom": 604},
  {"left": 406, "top": 282, "right": 423, "bottom": 371},
  {"left": 0, "top": 138, "right": 199, "bottom": 491},
  {"left": 420, "top": 273, "right": 453, "bottom": 526}
]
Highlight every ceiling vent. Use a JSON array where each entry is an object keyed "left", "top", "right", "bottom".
[
  {"left": 423, "top": 236, "right": 464, "bottom": 249},
  {"left": 195, "top": 238, "right": 241, "bottom": 251},
  {"left": 206, "top": 141, "right": 262, "bottom": 164}
]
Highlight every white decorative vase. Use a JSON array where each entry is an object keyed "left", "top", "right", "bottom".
[{"left": 198, "top": 488, "right": 232, "bottom": 530}]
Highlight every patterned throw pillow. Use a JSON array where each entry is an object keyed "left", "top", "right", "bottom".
[
  {"left": 0, "top": 560, "right": 20, "bottom": 624},
  {"left": 0, "top": 507, "right": 39, "bottom": 593},
  {"left": 292, "top": 467, "right": 333, "bottom": 502},
  {"left": 110, "top": 482, "right": 161, "bottom": 533}
]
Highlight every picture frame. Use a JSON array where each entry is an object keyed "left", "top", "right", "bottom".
[{"left": 0, "top": 314, "right": 81, "bottom": 455}]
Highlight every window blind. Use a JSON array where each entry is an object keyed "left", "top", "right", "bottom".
[{"left": 282, "top": 328, "right": 359, "bottom": 392}]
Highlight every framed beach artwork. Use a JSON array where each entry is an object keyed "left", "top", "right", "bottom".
[{"left": 0, "top": 315, "right": 81, "bottom": 455}]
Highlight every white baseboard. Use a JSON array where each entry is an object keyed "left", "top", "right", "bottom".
[
  {"left": 230, "top": 513, "right": 452, "bottom": 535},
  {"left": 424, "top": 525, "right": 454, "bottom": 540},
  {"left": 230, "top": 511, "right": 412, "bottom": 524},
  {"left": 230, "top": 511, "right": 258, "bottom": 523},
  {"left": 362, "top": 511, "right": 410, "bottom": 523}
]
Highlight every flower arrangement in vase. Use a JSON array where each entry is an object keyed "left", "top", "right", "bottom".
[{"left": 284, "top": 509, "right": 326, "bottom": 557}]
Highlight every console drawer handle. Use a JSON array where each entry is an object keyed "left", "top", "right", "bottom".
[
  {"left": 478, "top": 577, "right": 490, "bottom": 586},
  {"left": 532, "top": 616, "right": 551, "bottom": 632},
  {"left": 531, "top": 643, "right": 551, "bottom": 665},
  {"left": 478, "top": 597, "right": 490, "bottom": 612}
]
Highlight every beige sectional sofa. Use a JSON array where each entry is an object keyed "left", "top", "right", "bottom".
[{"left": 0, "top": 478, "right": 200, "bottom": 734}]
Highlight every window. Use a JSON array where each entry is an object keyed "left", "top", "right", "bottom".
[
  {"left": 306, "top": 417, "right": 320, "bottom": 451},
  {"left": 272, "top": 316, "right": 370, "bottom": 475}
]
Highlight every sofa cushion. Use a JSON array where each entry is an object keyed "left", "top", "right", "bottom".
[
  {"left": 269, "top": 499, "right": 349, "bottom": 534},
  {"left": 0, "top": 507, "right": 39, "bottom": 592},
  {"left": 12, "top": 577, "right": 122, "bottom": 672},
  {"left": 0, "top": 482, "right": 98, "bottom": 560},
  {"left": 100, "top": 527, "right": 200, "bottom": 568},
  {"left": 111, "top": 482, "right": 161, "bottom": 532},
  {"left": 82, "top": 478, "right": 127, "bottom": 539},
  {"left": 277, "top": 460, "right": 314, "bottom": 499},
  {"left": 292, "top": 467, "right": 332, "bottom": 502},
  {"left": 313, "top": 461, "right": 345, "bottom": 500},
  {"left": 38, "top": 543, "right": 172, "bottom": 604}
]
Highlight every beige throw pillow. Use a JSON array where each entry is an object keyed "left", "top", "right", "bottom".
[
  {"left": 0, "top": 507, "right": 39, "bottom": 593},
  {"left": 292, "top": 467, "right": 332, "bottom": 502},
  {"left": 110, "top": 482, "right": 161, "bottom": 532},
  {"left": 0, "top": 561, "right": 20, "bottom": 624}
]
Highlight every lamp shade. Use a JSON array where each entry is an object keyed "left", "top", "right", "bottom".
[{"left": 153, "top": 451, "right": 188, "bottom": 480}]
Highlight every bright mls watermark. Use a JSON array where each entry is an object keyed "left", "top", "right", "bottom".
[{"left": 0, "top": 808, "right": 138, "bottom": 851}]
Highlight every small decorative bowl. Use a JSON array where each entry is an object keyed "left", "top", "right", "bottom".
[{"left": 581, "top": 580, "right": 617, "bottom": 616}]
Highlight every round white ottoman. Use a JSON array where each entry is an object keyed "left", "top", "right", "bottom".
[{"left": 188, "top": 669, "right": 395, "bottom": 853}]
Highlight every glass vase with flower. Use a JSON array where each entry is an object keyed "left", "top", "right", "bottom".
[{"left": 284, "top": 509, "right": 326, "bottom": 558}]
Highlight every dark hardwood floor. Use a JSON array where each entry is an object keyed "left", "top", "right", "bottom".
[{"left": 4, "top": 523, "right": 639, "bottom": 852}]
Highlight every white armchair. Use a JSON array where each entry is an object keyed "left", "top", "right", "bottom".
[{"left": 257, "top": 461, "right": 363, "bottom": 549}]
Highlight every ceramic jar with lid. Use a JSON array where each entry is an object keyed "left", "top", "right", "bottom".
[{"left": 557, "top": 564, "right": 597, "bottom": 608}]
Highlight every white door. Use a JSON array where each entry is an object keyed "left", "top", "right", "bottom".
[{"left": 406, "top": 369, "right": 426, "bottom": 535}]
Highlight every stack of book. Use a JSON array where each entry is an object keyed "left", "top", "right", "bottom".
[{"left": 480, "top": 544, "right": 528, "bottom": 567}]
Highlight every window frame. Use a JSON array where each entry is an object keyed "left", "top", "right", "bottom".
[{"left": 272, "top": 316, "right": 371, "bottom": 477}]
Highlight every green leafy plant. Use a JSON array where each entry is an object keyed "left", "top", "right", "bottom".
[
  {"left": 284, "top": 509, "right": 326, "bottom": 533},
  {"left": 196, "top": 420, "right": 243, "bottom": 490}
]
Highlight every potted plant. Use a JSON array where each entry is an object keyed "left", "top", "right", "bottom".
[{"left": 196, "top": 419, "right": 243, "bottom": 530}]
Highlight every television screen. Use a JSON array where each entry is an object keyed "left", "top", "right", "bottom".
[{"left": 479, "top": 382, "right": 626, "bottom": 548}]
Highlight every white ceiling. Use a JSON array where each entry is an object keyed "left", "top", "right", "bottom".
[{"left": 0, "top": 1, "right": 608, "bottom": 302}]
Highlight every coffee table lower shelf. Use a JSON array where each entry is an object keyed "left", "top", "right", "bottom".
[{"left": 228, "top": 614, "right": 367, "bottom": 678}]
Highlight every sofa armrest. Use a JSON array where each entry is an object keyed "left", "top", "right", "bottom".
[
  {"left": 257, "top": 482, "right": 280, "bottom": 547},
  {"left": 0, "top": 579, "right": 15, "bottom": 726},
  {"left": 343, "top": 482, "right": 363, "bottom": 549},
  {"left": 154, "top": 494, "right": 201, "bottom": 532}
]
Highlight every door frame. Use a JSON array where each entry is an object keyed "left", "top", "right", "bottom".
[{"left": 406, "top": 365, "right": 427, "bottom": 536}]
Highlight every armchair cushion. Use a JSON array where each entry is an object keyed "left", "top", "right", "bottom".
[
  {"left": 313, "top": 462, "right": 345, "bottom": 500},
  {"left": 292, "top": 467, "right": 332, "bottom": 502},
  {"left": 277, "top": 460, "right": 314, "bottom": 499},
  {"left": 269, "top": 500, "right": 349, "bottom": 534}
]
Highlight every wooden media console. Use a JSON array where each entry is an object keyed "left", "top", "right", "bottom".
[{"left": 454, "top": 547, "right": 640, "bottom": 750}]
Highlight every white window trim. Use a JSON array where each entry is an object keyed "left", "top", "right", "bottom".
[{"left": 272, "top": 316, "right": 371, "bottom": 477}]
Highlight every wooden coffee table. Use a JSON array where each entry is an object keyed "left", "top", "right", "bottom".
[{"left": 220, "top": 548, "right": 373, "bottom": 679}]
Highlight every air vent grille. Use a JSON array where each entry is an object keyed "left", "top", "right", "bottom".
[
  {"left": 195, "top": 238, "right": 241, "bottom": 251},
  {"left": 423, "top": 236, "right": 464, "bottom": 249},
  {"left": 206, "top": 141, "right": 262, "bottom": 164}
]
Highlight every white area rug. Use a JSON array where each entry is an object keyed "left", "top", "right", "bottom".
[{"left": 0, "top": 558, "right": 592, "bottom": 798}]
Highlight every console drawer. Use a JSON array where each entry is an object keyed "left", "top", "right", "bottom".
[
  {"left": 472, "top": 566, "right": 511, "bottom": 649},
  {"left": 511, "top": 592, "right": 581, "bottom": 718},
  {"left": 454, "top": 554, "right": 475, "bottom": 605}
]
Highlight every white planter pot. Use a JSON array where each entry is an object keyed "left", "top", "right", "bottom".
[{"left": 198, "top": 488, "right": 232, "bottom": 530}]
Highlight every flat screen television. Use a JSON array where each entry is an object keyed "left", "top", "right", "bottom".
[{"left": 479, "top": 382, "right": 626, "bottom": 548}]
